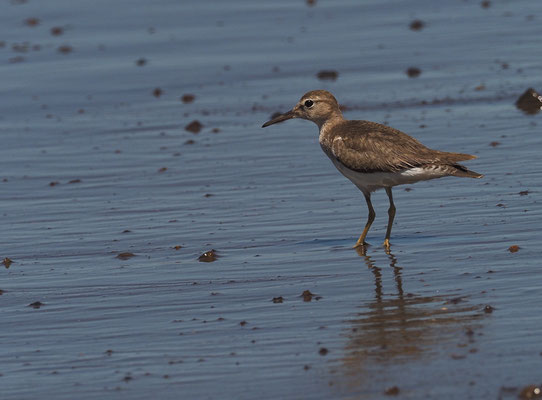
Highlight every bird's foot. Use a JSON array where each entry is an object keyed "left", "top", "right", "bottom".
[
  {"left": 383, "top": 238, "right": 391, "bottom": 252},
  {"left": 353, "top": 241, "right": 369, "bottom": 249}
]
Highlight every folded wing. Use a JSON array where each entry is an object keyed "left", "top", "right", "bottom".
[{"left": 330, "top": 121, "right": 477, "bottom": 173}]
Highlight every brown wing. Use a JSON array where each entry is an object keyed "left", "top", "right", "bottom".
[{"left": 330, "top": 120, "right": 476, "bottom": 173}]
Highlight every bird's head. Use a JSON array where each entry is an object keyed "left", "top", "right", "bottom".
[{"left": 262, "top": 90, "right": 342, "bottom": 128}]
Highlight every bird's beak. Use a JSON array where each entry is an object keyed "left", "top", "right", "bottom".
[{"left": 262, "top": 109, "right": 297, "bottom": 128}]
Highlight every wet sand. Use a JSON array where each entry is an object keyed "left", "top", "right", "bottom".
[{"left": 2, "top": 0, "right": 542, "bottom": 398}]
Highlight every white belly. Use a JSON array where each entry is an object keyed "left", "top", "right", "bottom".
[{"left": 331, "top": 158, "right": 448, "bottom": 193}]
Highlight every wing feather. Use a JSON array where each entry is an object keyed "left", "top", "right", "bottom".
[{"left": 329, "top": 121, "right": 476, "bottom": 173}]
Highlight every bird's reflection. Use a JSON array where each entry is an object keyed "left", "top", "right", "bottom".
[{"left": 342, "top": 249, "right": 483, "bottom": 374}]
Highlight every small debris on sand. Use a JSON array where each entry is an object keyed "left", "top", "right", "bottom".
[
  {"left": 181, "top": 94, "right": 195, "bottom": 103},
  {"left": 385, "top": 386, "right": 400, "bottom": 396},
  {"left": 316, "top": 70, "right": 338, "bottom": 81},
  {"left": 24, "top": 17, "right": 40, "bottom": 27},
  {"left": 301, "top": 290, "right": 314, "bottom": 301},
  {"left": 508, "top": 245, "right": 520, "bottom": 253},
  {"left": 484, "top": 305, "right": 494, "bottom": 313},
  {"left": 198, "top": 249, "right": 217, "bottom": 262},
  {"left": 57, "top": 45, "right": 73, "bottom": 54},
  {"left": 116, "top": 252, "right": 136, "bottom": 260},
  {"left": 409, "top": 19, "right": 425, "bottom": 31},
  {"left": 406, "top": 67, "right": 421, "bottom": 78},
  {"left": 516, "top": 88, "right": 542, "bottom": 114},
  {"left": 518, "top": 385, "right": 542, "bottom": 399},
  {"left": 185, "top": 120, "right": 203, "bottom": 133},
  {"left": 51, "top": 26, "right": 63, "bottom": 36},
  {"left": 300, "top": 290, "right": 321, "bottom": 302}
]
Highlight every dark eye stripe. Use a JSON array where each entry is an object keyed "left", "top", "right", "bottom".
[{"left": 304, "top": 100, "right": 314, "bottom": 107}]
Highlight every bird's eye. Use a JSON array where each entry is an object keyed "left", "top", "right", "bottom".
[{"left": 304, "top": 100, "right": 314, "bottom": 108}]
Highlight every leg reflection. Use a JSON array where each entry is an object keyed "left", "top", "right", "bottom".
[{"left": 342, "top": 250, "right": 485, "bottom": 376}]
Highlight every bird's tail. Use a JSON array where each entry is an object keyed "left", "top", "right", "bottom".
[{"left": 450, "top": 164, "right": 483, "bottom": 178}]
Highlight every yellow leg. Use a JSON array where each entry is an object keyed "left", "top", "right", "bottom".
[
  {"left": 354, "top": 192, "right": 375, "bottom": 248},
  {"left": 383, "top": 187, "right": 396, "bottom": 249}
]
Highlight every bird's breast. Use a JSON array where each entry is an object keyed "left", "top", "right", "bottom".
[{"left": 318, "top": 126, "right": 337, "bottom": 158}]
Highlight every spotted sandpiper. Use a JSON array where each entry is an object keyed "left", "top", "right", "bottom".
[{"left": 262, "top": 90, "right": 482, "bottom": 249}]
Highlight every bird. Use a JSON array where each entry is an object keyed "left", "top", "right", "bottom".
[{"left": 261, "top": 90, "right": 482, "bottom": 249}]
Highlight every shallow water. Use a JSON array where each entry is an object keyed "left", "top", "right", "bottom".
[{"left": 2, "top": 0, "right": 542, "bottom": 398}]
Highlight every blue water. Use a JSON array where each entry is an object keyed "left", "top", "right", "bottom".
[{"left": 2, "top": 0, "right": 542, "bottom": 398}]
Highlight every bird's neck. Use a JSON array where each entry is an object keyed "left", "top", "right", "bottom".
[
  {"left": 318, "top": 114, "right": 344, "bottom": 150},
  {"left": 318, "top": 113, "right": 344, "bottom": 133}
]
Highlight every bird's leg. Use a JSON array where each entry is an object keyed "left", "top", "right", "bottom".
[
  {"left": 383, "top": 187, "right": 396, "bottom": 249},
  {"left": 354, "top": 192, "right": 375, "bottom": 248}
]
